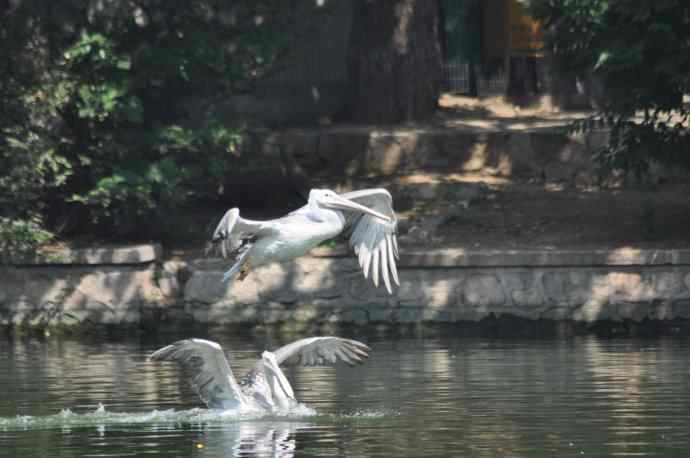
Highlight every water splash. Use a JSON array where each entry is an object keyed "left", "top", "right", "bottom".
[
  {"left": 343, "top": 410, "right": 398, "bottom": 418},
  {"left": 0, "top": 402, "right": 321, "bottom": 431},
  {"left": 0, "top": 402, "right": 398, "bottom": 432},
  {"left": 328, "top": 409, "right": 400, "bottom": 422}
]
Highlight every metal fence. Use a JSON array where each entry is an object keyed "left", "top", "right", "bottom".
[{"left": 440, "top": 0, "right": 507, "bottom": 95}]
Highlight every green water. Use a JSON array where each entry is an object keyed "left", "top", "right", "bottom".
[{"left": 2, "top": 332, "right": 690, "bottom": 457}]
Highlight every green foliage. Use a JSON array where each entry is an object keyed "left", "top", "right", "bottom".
[
  {"left": 529, "top": 0, "right": 690, "bottom": 175},
  {"left": 0, "top": 0, "right": 305, "bottom": 249},
  {"left": 0, "top": 73, "right": 73, "bottom": 257},
  {"left": 0, "top": 217, "right": 54, "bottom": 262}
]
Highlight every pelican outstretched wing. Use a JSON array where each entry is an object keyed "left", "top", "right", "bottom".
[
  {"left": 340, "top": 188, "right": 399, "bottom": 294},
  {"left": 273, "top": 337, "right": 371, "bottom": 367},
  {"left": 150, "top": 339, "right": 246, "bottom": 409}
]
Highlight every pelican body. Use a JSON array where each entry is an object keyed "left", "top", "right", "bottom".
[
  {"left": 210, "top": 188, "right": 400, "bottom": 293},
  {"left": 149, "top": 337, "right": 371, "bottom": 412}
]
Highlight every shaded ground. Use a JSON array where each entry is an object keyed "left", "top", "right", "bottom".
[
  {"left": 399, "top": 95, "right": 690, "bottom": 250},
  {"left": 159, "top": 176, "right": 690, "bottom": 263},
  {"left": 399, "top": 178, "right": 690, "bottom": 250},
  {"left": 431, "top": 94, "right": 590, "bottom": 131}
]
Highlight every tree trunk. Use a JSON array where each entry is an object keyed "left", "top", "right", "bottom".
[{"left": 342, "top": 0, "right": 443, "bottom": 124}]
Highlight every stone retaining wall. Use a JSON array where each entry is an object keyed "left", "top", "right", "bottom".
[
  {"left": 243, "top": 127, "right": 606, "bottom": 190},
  {"left": 2, "top": 244, "right": 690, "bottom": 331}
]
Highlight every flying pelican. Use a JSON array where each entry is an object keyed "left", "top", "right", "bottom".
[
  {"left": 209, "top": 188, "right": 400, "bottom": 294},
  {"left": 150, "top": 336, "right": 370, "bottom": 412}
]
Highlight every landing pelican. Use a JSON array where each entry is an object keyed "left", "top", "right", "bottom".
[
  {"left": 209, "top": 188, "right": 400, "bottom": 293},
  {"left": 150, "top": 337, "right": 371, "bottom": 412}
]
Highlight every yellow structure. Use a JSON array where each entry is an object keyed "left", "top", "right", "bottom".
[
  {"left": 508, "top": 0, "right": 544, "bottom": 57},
  {"left": 481, "top": 0, "right": 543, "bottom": 66}
]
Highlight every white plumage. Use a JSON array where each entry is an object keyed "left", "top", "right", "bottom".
[
  {"left": 150, "top": 336, "right": 371, "bottom": 411},
  {"left": 210, "top": 188, "right": 400, "bottom": 294}
]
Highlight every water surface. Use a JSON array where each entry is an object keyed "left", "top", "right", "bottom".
[{"left": 1, "top": 332, "right": 690, "bottom": 457}]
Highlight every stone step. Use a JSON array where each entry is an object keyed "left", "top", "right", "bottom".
[
  {"left": 218, "top": 126, "right": 686, "bottom": 210},
  {"left": 215, "top": 127, "right": 605, "bottom": 209},
  {"left": 253, "top": 126, "right": 606, "bottom": 181}
]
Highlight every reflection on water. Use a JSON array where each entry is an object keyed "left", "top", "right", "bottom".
[
  {"left": 202, "top": 421, "right": 305, "bottom": 457},
  {"left": 2, "top": 333, "right": 690, "bottom": 457}
]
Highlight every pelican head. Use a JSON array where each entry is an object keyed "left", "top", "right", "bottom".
[{"left": 309, "top": 189, "right": 390, "bottom": 221}]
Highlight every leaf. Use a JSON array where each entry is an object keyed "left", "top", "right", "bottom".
[
  {"left": 6, "top": 137, "right": 29, "bottom": 150},
  {"left": 594, "top": 51, "right": 610, "bottom": 70},
  {"left": 96, "top": 174, "right": 126, "bottom": 190},
  {"left": 78, "top": 108, "right": 96, "bottom": 118},
  {"left": 68, "top": 194, "right": 88, "bottom": 204},
  {"left": 78, "top": 85, "right": 93, "bottom": 100},
  {"left": 146, "top": 163, "right": 163, "bottom": 183},
  {"left": 116, "top": 58, "right": 132, "bottom": 71}
]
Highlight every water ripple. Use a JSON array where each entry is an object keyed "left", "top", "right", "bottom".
[{"left": 2, "top": 335, "right": 690, "bottom": 457}]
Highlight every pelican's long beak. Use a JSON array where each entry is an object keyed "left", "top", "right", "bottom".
[
  {"left": 321, "top": 195, "right": 391, "bottom": 221},
  {"left": 262, "top": 351, "right": 295, "bottom": 400}
]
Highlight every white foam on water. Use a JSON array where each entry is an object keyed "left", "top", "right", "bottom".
[
  {"left": 0, "top": 401, "right": 399, "bottom": 432},
  {"left": 0, "top": 402, "right": 321, "bottom": 432},
  {"left": 328, "top": 409, "right": 400, "bottom": 422}
]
